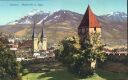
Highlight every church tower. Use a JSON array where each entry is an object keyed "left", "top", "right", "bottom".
[
  {"left": 32, "top": 17, "right": 48, "bottom": 53},
  {"left": 78, "top": 5, "right": 101, "bottom": 44},
  {"left": 32, "top": 21, "right": 39, "bottom": 52}
]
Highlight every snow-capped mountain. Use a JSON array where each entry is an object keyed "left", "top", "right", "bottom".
[
  {"left": 8, "top": 10, "right": 50, "bottom": 25},
  {"left": 8, "top": 10, "right": 127, "bottom": 26},
  {"left": 44, "top": 10, "right": 82, "bottom": 26},
  {"left": 8, "top": 10, "right": 82, "bottom": 25},
  {"left": 99, "top": 12, "right": 127, "bottom": 22},
  {"left": 109, "top": 12, "right": 127, "bottom": 17}
]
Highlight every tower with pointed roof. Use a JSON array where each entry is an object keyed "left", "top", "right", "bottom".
[{"left": 78, "top": 5, "right": 101, "bottom": 43}]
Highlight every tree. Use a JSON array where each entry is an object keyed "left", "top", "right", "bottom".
[
  {"left": 54, "top": 32, "right": 106, "bottom": 77},
  {"left": 0, "top": 37, "right": 21, "bottom": 80},
  {"left": 80, "top": 33, "right": 106, "bottom": 75}
]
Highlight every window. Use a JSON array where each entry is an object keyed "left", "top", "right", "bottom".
[{"left": 94, "top": 27, "right": 96, "bottom": 32}]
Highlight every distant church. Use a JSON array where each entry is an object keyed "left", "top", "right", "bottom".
[
  {"left": 78, "top": 5, "right": 101, "bottom": 44},
  {"left": 32, "top": 21, "right": 47, "bottom": 53}
]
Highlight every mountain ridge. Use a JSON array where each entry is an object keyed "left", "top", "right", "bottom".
[
  {"left": 0, "top": 10, "right": 127, "bottom": 47},
  {"left": 7, "top": 10, "right": 127, "bottom": 25}
]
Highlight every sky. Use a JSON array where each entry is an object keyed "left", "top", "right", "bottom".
[{"left": 0, "top": 0, "right": 127, "bottom": 25}]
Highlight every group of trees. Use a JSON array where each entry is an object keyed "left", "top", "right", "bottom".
[
  {"left": 54, "top": 33, "right": 106, "bottom": 77},
  {"left": 0, "top": 32, "right": 106, "bottom": 79},
  {"left": 0, "top": 37, "right": 21, "bottom": 80}
]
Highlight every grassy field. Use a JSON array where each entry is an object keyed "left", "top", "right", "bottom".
[
  {"left": 22, "top": 63, "right": 128, "bottom": 80},
  {"left": 22, "top": 69, "right": 128, "bottom": 80}
]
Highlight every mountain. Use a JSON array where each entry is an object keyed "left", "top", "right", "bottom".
[
  {"left": 8, "top": 10, "right": 50, "bottom": 25},
  {"left": 8, "top": 10, "right": 82, "bottom": 27},
  {"left": 0, "top": 10, "right": 127, "bottom": 47},
  {"left": 8, "top": 11, "right": 127, "bottom": 25},
  {"left": 99, "top": 12, "right": 127, "bottom": 22},
  {"left": 44, "top": 10, "right": 82, "bottom": 26}
]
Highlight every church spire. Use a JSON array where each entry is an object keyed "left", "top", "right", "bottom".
[
  {"left": 32, "top": 20, "right": 36, "bottom": 39},
  {"left": 41, "top": 20, "right": 44, "bottom": 40}
]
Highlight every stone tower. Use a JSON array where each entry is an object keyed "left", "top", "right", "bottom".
[{"left": 78, "top": 5, "right": 101, "bottom": 44}]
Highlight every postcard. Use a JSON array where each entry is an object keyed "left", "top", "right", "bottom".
[{"left": 0, "top": 0, "right": 127, "bottom": 80}]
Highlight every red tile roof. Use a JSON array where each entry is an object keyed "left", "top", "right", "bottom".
[{"left": 79, "top": 5, "right": 100, "bottom": 28}]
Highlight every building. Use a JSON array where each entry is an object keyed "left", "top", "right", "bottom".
[
  {"left": 78, "top": 5, "right": 101, "bottom": 43},
  {"left": 8, "top": 38, "right": 19, "bottom": 51},
  {"left": 9, "top": 43, "right": 19, "bottom": 51},
  {"left": 8, "top": 38, "right": 15, "bottom": 43},
  {"left": 78, "top": 5, "right": 101, "bottom": 69},
  {"left": 78, "top": 5, "right": 127, "bottom": 56},
  {"left": 32, "top": 21, "right": 47, "bottom": 53}
]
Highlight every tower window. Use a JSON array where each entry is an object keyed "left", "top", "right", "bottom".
[{"left": 94, "top": 27, "right": 96, "bottom": 32}]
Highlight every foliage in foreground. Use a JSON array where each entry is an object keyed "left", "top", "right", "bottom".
[
  {"left": 0, "top": 37, "right": 21, "bottom": 80},
  {"left": 54, "top": 33, "right": 106, "bottom": 77}
]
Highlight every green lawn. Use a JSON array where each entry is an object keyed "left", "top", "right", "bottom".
[
  {"left": 22, "top": 70, "right": 104, "bottom": 80},
  {"left": 21, "top": 61, "right": 128, "bottom": 80},
  {"left": 22, "top": 67, "right": 128, "bottom": 80}
]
